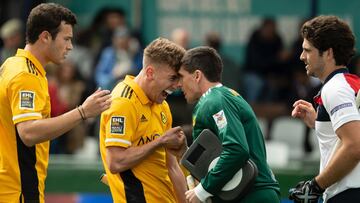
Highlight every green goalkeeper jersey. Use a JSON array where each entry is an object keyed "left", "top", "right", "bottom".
[{"left": 192, "top": 84, "right": 280, "bottom": 201}]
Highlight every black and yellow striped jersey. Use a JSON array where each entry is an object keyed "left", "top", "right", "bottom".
[
  {"left": 0, "top": 49, "right": 50, "bottom": 203},
  {"left": 99, "top": 75, "right": 177, "bottom": 202}
]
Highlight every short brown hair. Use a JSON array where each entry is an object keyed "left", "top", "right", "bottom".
[
  {"left": 181, "top": 46, "right": 223, "bottom": 82},
  {"left": 26, "top": 3, "right": 77, "bottom": 44},
  {"left": 143, "top": 37, "right": 185, "bottom": 71},
  {"left": 301, "top": 15, "right": 355, "bottom": 66}
]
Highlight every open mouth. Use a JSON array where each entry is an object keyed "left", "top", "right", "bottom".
[{"left": 162, "top": 89, "right": 173, "bottom": 97}]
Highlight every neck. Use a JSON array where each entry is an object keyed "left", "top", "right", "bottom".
[
  {"left": 319, "top": 64, "right": 345, "bottom": 83},
  {"left": 24, "top": 43, "right": 48, "bottom": 67},
  {"left": 134, "top": 70, "right": 149, "bottom": 94}
]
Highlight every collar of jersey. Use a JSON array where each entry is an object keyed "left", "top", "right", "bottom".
[
  {"left": 199, "top": 83, "right": 223, "bottom": 102},
  {"left": 323, "top": 67, "right": 348, "bottom": 85},
  {"left": 123, "top": 75, "right": 150, "bottom": 104},
  {"left": 16, "top": 49, "right": 46, "bottom": 76}
]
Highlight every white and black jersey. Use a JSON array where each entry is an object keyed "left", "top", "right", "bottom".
[{"left": 314, "top": 68, "right": 360, "bottom": 201}]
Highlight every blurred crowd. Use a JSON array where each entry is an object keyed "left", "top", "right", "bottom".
[{"left": 2, "top": 7, "right": 360, "bottom": 155}]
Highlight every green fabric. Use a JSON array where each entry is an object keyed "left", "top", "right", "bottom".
[{"left": 192, "top": 85, "right": 280, "bottom": 200}]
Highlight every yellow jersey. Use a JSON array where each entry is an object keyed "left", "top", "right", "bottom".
[
  {"left": 0, "top": 49, "right": 50, "bottom": 203},
  {"left": 99, "top": 76, "right": 176, "bottom": 203}
]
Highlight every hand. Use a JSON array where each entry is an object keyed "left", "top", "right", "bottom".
[
  {"left": 292, "top": 100, "right": 317, "bottom": 129},
  {"left": 81, "top": 88, "right": 112, "bottom": 118},
  {"left": 166, "top": 131, "right": 188, "bottom": 158},
  {"left": 289, "top": 179, "right": 324, "bottom": 203},
  {"left": 185, "top": 189, "right": 201, "bottom": 203},
  {"left": 161, "top": 126, "right": 185, "bottom": 150}
]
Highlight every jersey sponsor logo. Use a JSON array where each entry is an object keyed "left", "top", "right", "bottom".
[
  {"left": 160, "top": 112, "right": 167, "bottom": 124},
  {"left": 110, "top": 116, "right": 125, "bottom": 135},
  {"left": 19, "top": 91, "right": 35, "bottom": 110},
  {"left": 213, "top": 110, "right": 227, "bottom": 130},
  {"left": 137, "top": 134, "right": 160, "bottom": 146},
  {"left": 330, "top": 102, "right": 353, "bottom": 115},
  {"left": 140, "top": 114, "right": 148, "bottom": 122}
]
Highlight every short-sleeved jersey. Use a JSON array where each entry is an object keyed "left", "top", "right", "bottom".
[
  {"left": 99, "top": 76, "right": 176, "bottom": 203},
  {"left": 314, "top": 68, "right": 360, "bottom": 201},
  {"left": 192, "top": 84, "right": 279, "bottom": 202},
  {"left": 0, "top": 49, "right": 50, "bottom": 203}
]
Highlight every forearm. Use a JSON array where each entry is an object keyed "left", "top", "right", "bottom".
[
  {"left": 16, "top": 108, "right": 83, "bottom": 146},
  {"left": 316, "top": 144, "right": 359, "bottom": 189},
  {"left": 168, "top": 155, "right": 187, "bottom": 203},
  {"left": 107, "top": 138, "right": 163, "bottom": 173}
]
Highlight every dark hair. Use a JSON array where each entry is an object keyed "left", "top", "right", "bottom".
[
  {"left": 301, "top": 15, "right": 355, "bottom": 66},
  {"left": 144, "top": 37, "right": 185, "bottom": 71},
  {"left": 26, "top": 3, "right": 77, "bottom": 44},
  {"left": 181, "top": 46, "right": 223, "bottom": 82}
]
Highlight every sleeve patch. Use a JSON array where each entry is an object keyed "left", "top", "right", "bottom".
[
  {"left": 19, "top": 91, "right": 35, "bottom": 110},
  {"left": 330, "top": 102, "right": 353, "bottom": 115},
  {"left": 110, "top": 116, "right": 125, "bottom": 135},
  {"left": 212, "top": 110, "right": 227, "bottom": 130}
]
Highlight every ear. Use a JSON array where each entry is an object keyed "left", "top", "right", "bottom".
[
  {"left": 325, "top": 48, "right": 334, "bottom": 60},
  {"left": 194, "top": 70, "right": 202, "bottom": 83},
  {"left": 145, "top": 65, "right": 154, "bottom": 80},
  {"left": 38, "top": 31, "right": 52, "bottom": 44}
]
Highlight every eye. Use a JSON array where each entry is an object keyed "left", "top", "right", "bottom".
[{"left": 169, "top": 75, "right": 178, "bottom": 82}]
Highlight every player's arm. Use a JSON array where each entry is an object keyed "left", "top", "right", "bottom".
[
  {"left": 167, "top": 151, "right": 187, "bottom": 203},
  {"left": 315, "top": 120, "right": 360, "bottom": 189},
  {"left": 16, "top": 88, "right": 111, "bottom": 147},
  {"left": 192, "top": 104, "right": 250, "bottom": 201},
  {"left": 106, "top": 126, "right": 184, "bottom": 173}
]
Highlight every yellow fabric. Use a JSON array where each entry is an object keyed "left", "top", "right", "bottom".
[
  {"left": 100, "top": 75, "right": 176, "bottom": 203},
  {"left": 0, "top": 49, "right": 50, "bottom": 203}
]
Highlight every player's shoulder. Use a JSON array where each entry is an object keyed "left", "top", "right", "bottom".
[
  {"left": 112, "top": 82, "right": 136, "bottom": 100},
  {"left": 323, "top": 73, "right": 354, "bottom": 96},
  {"left": 161, "top": 100, "right": 170, "bottom": 109},
  {"left": 1, "top": 56, "right": 39, "bottom": 81},
  {"left": 202, "top": 88, "right": 224, "bottom": 105}
]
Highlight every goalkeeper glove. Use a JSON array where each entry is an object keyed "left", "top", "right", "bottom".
[{"left": 289, "top": 178, "right": 324, "bottom": 203}]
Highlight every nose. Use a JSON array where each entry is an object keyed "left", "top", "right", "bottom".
[
  {"left": 67, "top": 42, "right": 73, "bottom": 51},
  {"left": 300, "top": 50, "right": 305, "bottom": 61}
]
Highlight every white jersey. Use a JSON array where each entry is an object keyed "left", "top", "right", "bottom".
[{"left": 314, "top": 68, "right": 360, "bottom": 202}]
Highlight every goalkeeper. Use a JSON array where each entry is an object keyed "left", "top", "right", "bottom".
[
  {"left": 178, "top": 47, "right": 280, "bottom": 203},
  {"left": 290, "top": 15, "right": 360, "bottom": 203}
]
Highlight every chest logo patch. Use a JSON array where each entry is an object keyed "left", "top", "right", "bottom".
[
  {"left": 19, "top": 91, "right": 35, "bottom": 110},
  {"left": 161, "top": 112, "right": 167, "bottom": 124},
  {"left": 140, "top": 114, "right": 148, "bottom": 122},
  {"left": 213, "top": 110, "right": 227, "bottom": 130},
  {"left": 110, "top": 116, "right": 125, "bottom": 135}
]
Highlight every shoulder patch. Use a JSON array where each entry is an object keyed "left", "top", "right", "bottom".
[
  {"left": 212, "top": 110, "right": 227, "bottom": 130},
  {"left": 19, "top": 91, "right": 35, "bottom": 110},
  {"left": 110, "top": 116, "right": 125, "bottom": 135}
]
